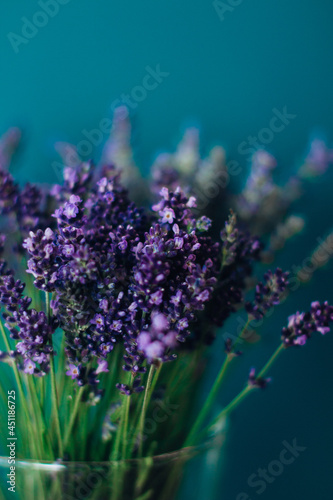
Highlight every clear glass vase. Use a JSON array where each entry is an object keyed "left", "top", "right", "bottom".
[{"left": 0, "top": 434, "right": 226, "bottom": 500}]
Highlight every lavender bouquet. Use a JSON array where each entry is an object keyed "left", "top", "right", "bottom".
[{"left": 0, "top": 114, "right": 332, "bottom": 500}]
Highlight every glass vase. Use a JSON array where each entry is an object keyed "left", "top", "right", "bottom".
[{"left": 0, "top": 433, "right": 226, "bottom": 500}]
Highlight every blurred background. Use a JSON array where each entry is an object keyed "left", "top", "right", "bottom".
[{"left": 1, "top": 1, "right": 333, "bottom": 498}]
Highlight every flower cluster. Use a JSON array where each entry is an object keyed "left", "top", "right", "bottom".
[
  {"left": 0, "top": 167, "right": 46, "bottom": 251},
  {"left": 0, "top": 236, "right": 55, "bottom": 375},
  {"left": 237, "top": 151, "right": 277, "bottom": 219},
  {"left": 281, "top": 301, "right": 333, "bottom": 347},
  {"left": 22, "top": 172, "right": 147, "bottom": 389},
  {"left": 137, "top": 314, "right": 178, "bottom": 362},
  {"left": 21, "top": 179, "right": 225, "bottom": 392},
  {"left": 201, "top": 213, "right": 262, "bottom": 337},
  {"left": 0, "top": 168, "right": 18, "bottom": 216},
  {"left": 0, "top": 114, "right": 333, "bottom": 484},
  {"left": 248, "top": 367, "right": 271, "bottom": 389},
  {"left": 263, "top": 215, "right": 305, "bottom": 262},
  {"left": 0, "top": 117, "right": 331, "bottom": 404},
  {"left": 16, "top": 184, "right": 43, "bottom": 237},
  {"left": 298, "top": 139, "right": 333, "bottom": 179},
  {"left": 246, "top": 268, "right": 289, "bottom": 320},
  {"left": 23, "top": 228, "right": 59, "bottom": 291},
  {"left": 51, "top": 161, "right": 94, "bottom": 202},
  {"left": 128, "top": 187, "right": 219, "bottom": 356},
  {"left": 150, "top": 128, "right": 228, "bottom": 208}
]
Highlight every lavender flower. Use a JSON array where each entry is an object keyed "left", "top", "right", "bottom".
[
  {"left": 1, "top": 114, "right": 333, "bottom": 473},
  {"left": 263, "top": 215, "right": 305, "bottom": 262},
  {"left": 101, "top": 106, "right": 143, "bottom": 197},
  {"left": 25, "top": 172, "right": 146, "bottom": 387},
  {"left": 95, "top": 359, "right": 109, "bottom": 374},
  {"left": 237, "top": 150, "right": 277, "bottom": 219},
  {"left": 201, "top": 218, "right": 262, "bottom": 335},
  {"left": 246, "top": 268, "right": 289, "bottom": 320},
  {"left": 282, "top": 301, "right": 333, "bottom": 347},
  {"left": 51, "top": 161, "right": 94, "bottom": 202},
  {"left": 24, "top": 359, "right": 36, "bottom": 375},
  {"left": 0, "top": 269, "right": 55, "bottom": 375},
  {"left": 16, "top": 184, "right": 42, "bottom": 236},
  {"left": 151, "top": 156, "right": 182, "bottom": 196},
  {"left": 23, "top": 227, "right": 59, "bottom": 292},
  {"left": 298, "top": 139, "right": 333, "bottom": 179},
  {"left": 248, "top": 367, "right": 271, "bottom": 389},
  {"left": 66, "top": 364, "right": 80, "bottom": 379},
  {"left": 235, "top": 150, "right": 301, "bottom": 235},
  {"left": 220, "top": 211, "right": 240, "bottom": 268},
  {"left": 137, "top": 314, "right": 178, "bottom": 362},
  {"left": 0, "top": 168, "right": 18, "bottom": 215}
]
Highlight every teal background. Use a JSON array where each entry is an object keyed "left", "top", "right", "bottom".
[{"left": 1, "top": 1, "right": 333, "bottom": 498}]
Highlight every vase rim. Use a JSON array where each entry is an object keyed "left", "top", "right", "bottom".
[{"left": 0, "top": 433, "right": 224, "bottom": 469}]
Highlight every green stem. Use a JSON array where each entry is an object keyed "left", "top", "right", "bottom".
[
  {"left": 111, "top": 396, "right": 125, "bottom": 461},
  {"left": 45, "top": 291, "right": 64, "bottom": 458},
  {"left": 63, "top": 385, "right": 85, "bottom": 452},
  {"left": 50, "top": 355, "right": 64, "bottom": 458},
  {"left": 205, "top": 343, "right": 285, "bottom": 436},
  {"left": 39, "top": 375, "right": 45, "bottom": 411},
  {"left": 45, "top": 291, "right": 50, "bottom": 321},
  {"left": 94, "top": 349, "right": 121, "bottom": 436},
  {"left": 27, "top": 375, "right": 53, "bottom": 459},
  {"left": 138, "top": 365, "right": 155, "bottom": 458},
  {"left": 147, "top": 363, "right": 162, "bottom": 403},
  {"left": 220, "top": 247, "right": 228, "bottom": 271},
  {"left": 122, "top": 373, "right": 133, "bottom": 459},
  {"left": 78, "top": 402, "right": 89, "bottom": 460},
  {"left": 0, "top": 382, "right": 6, "bottom": 406},
  {"left": 132, "top": 363, "right": 162, "bottom": 457},
  {"left": 184, "top": 357, "right": 230, "bottom": 447},
  {"left": 0, "top": 319, "right": 43, "bottom": 459},
  {"left": 233, "top": 318, "right": 250, "bottom": 351},
  {"left": 257, "top": 343, "right": 284, "bottom": 378},
  {"left": 197, "top": 386, "right": 254, "bottom": 446},
  {"left": 216, "top": 385, "right": 252, "bottom": 422},
  {"left": 184, "top": 320, "right": 249, "bottom": 447}
]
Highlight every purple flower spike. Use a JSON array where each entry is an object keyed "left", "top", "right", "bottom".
[
  {"left": 248, "top": 367, "right": 271, "bottom": 389},
  {"left": 246, "top": 268, "right": 289, "bottom": 320},
  {"left": 282, "top": 301, "right": 333, "bottom": 347}
]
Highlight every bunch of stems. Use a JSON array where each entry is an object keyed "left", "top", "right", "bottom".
[{"left": 0, "top": 288, "right": 287, "bottom": 467}]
